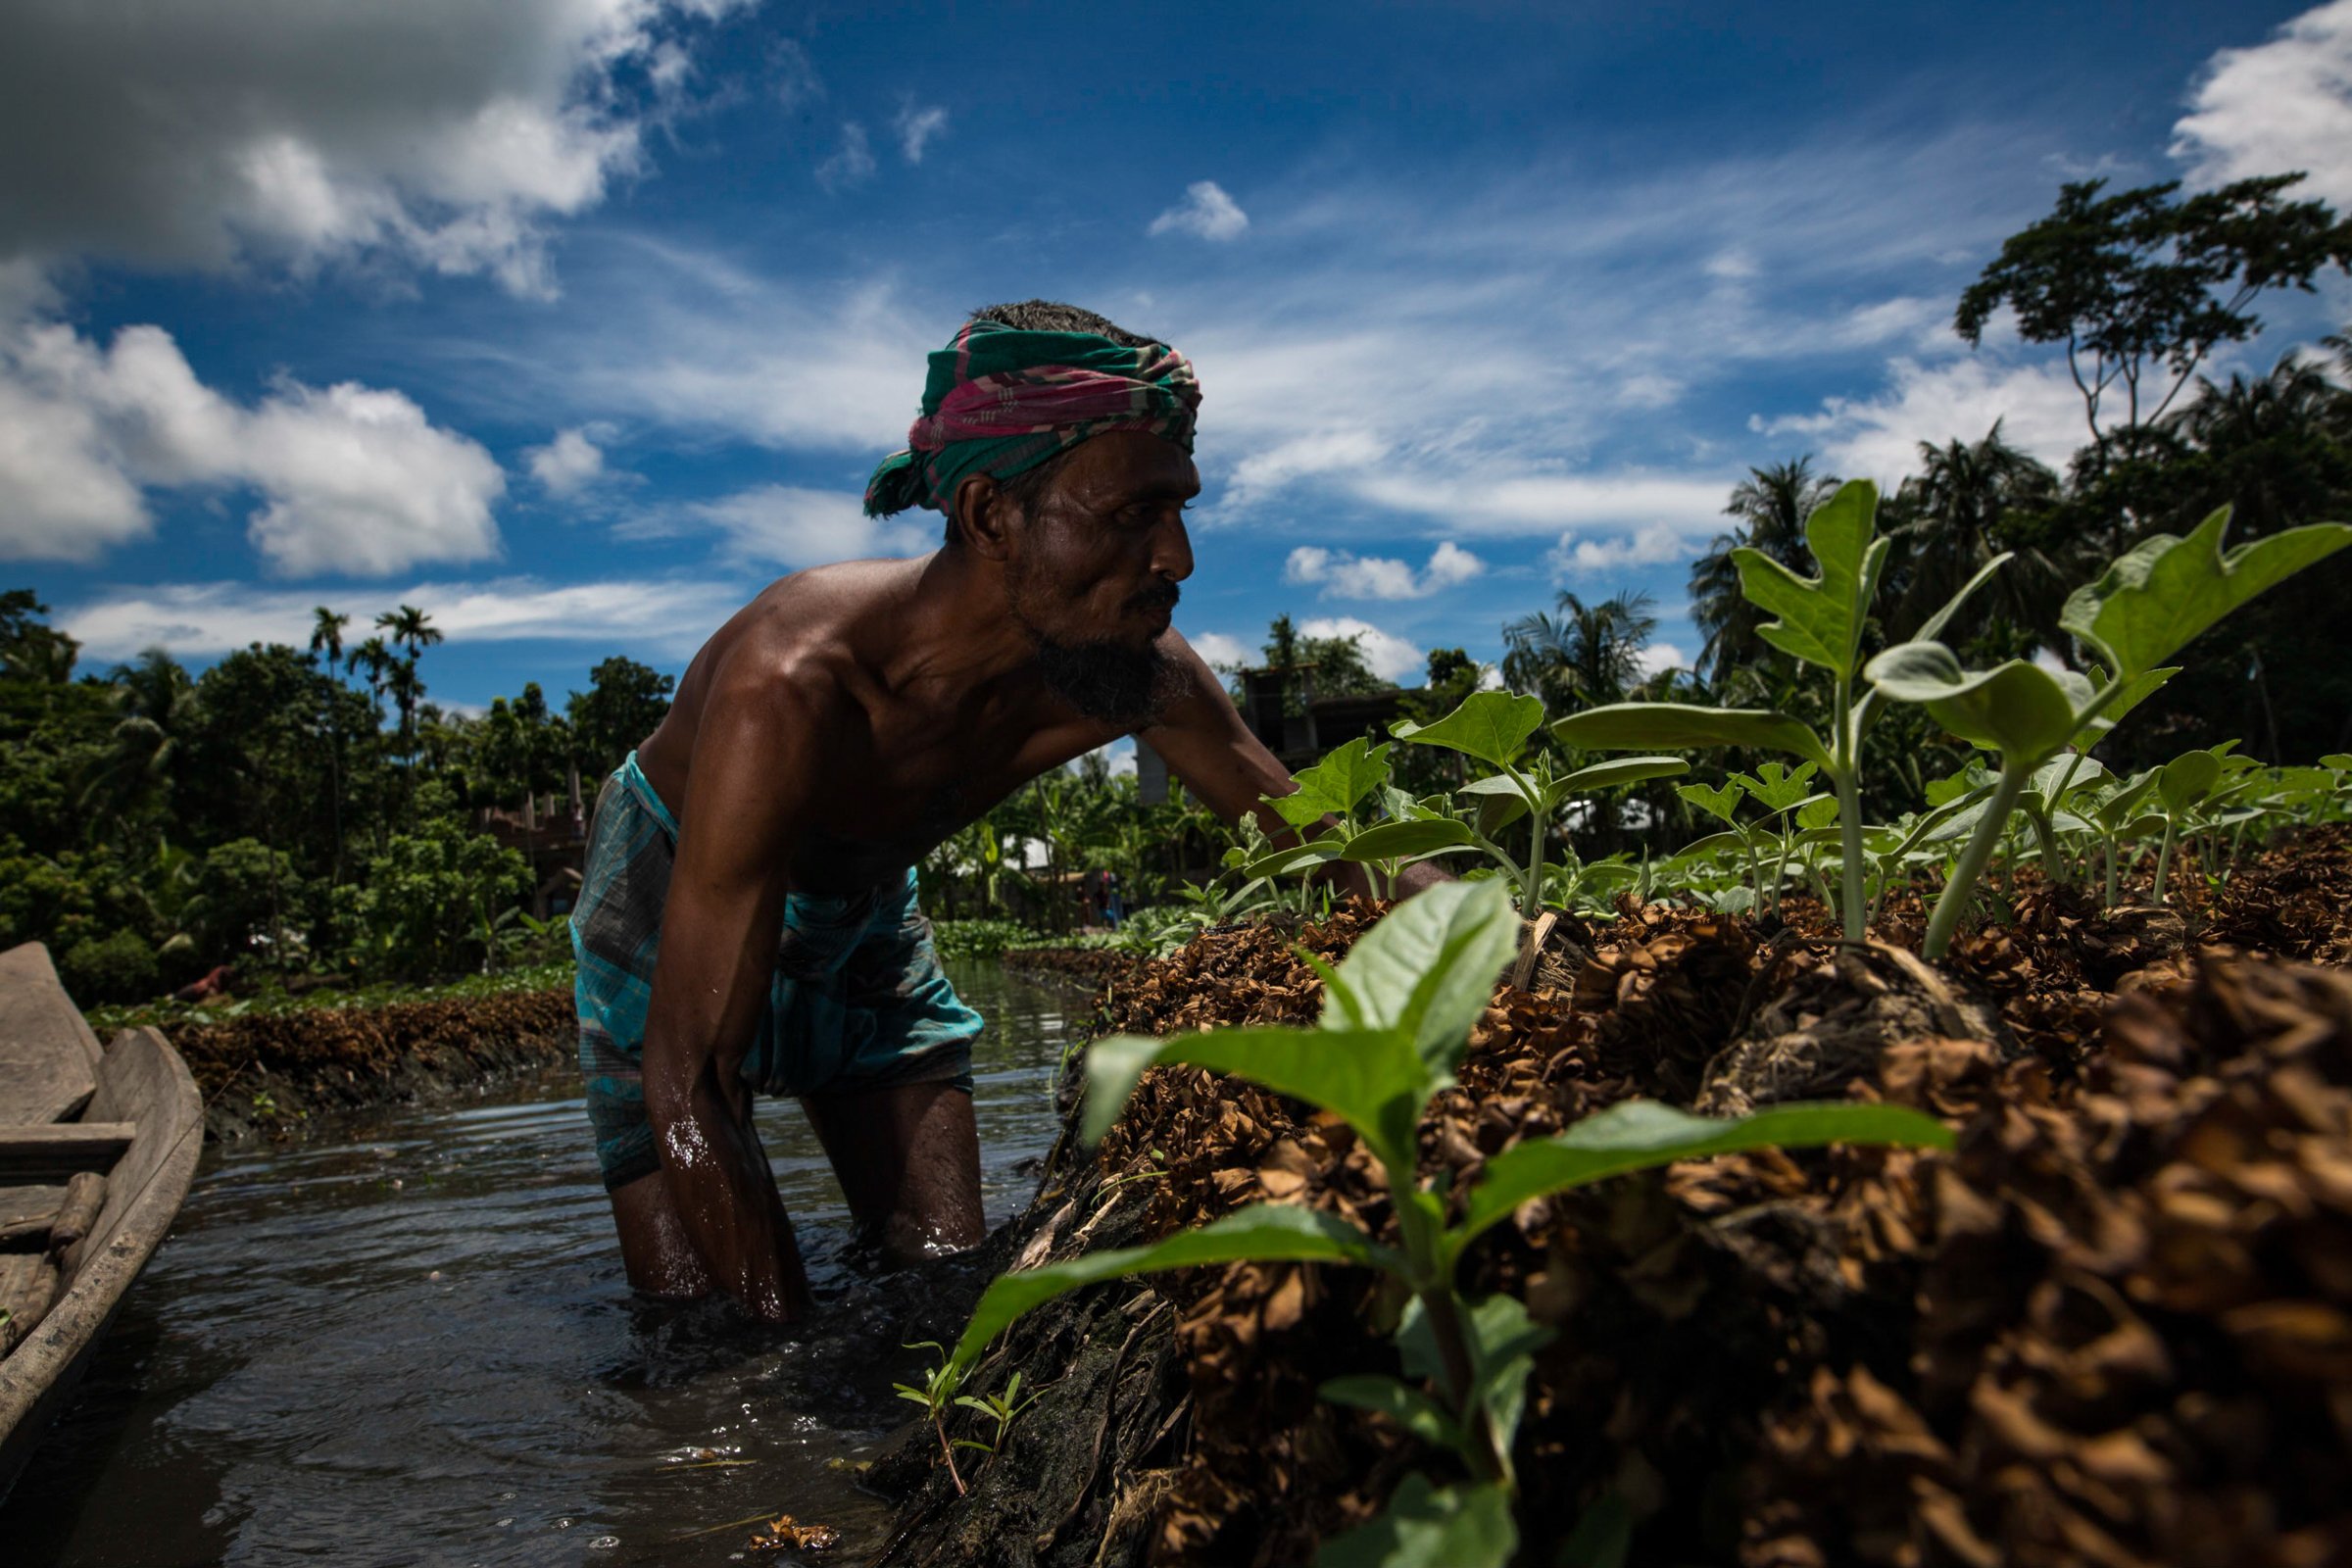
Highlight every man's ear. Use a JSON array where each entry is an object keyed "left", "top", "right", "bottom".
[{"left": 952, "top": 474, "right": 1013, "bottom": 561}]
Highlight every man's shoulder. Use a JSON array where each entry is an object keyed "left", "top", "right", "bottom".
[{"left": 709, "top": 563, "right": 916, "bottom": 711}]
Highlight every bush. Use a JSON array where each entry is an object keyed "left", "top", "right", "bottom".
[
  {"left": 333, "top": 820, "right": 531, "bottom": 981},
  {"left": 61, "top": 928, "right": 160, "bottom": 1006},
  {"left": 931, "top": 918, "right": 1046, "bottom": 960}
]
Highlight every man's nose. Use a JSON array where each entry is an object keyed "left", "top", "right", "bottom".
[{"left": 1152, "top": 514, "right": 1194, "bottom": 582}]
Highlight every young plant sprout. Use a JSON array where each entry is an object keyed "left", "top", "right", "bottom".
[
  {"left": 933, "top": 881, "right": 1951, "bottom": 1565},
  {"left": 1553, "top": 480, "right": 2012, "bottom": 945},
  {"left": 1868, "top": 506, "right": 2350, "bottom": 957}
]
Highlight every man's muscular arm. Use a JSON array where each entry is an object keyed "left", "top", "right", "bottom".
[
  {"left": 638, "top": 661, "right": 830, "bottom": 1321},
  {"left": 1139, "top": 634, "right": 1449, "bottom": 900}
]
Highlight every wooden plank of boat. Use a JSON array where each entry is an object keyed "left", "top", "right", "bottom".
[
  {"left": 0, "top": 1255, "right": 62, "bottom": 1355},
  {"left": 0, "top": 1027, "right": 202, "bottom": 1502},
  {"left": 0, "top": 1187, "right": 67, "bottom": 1250},
  {"left": 0, "top": 1125, "right": 138, "bottom": 1181},
  {"left": 0, "top": 945, "right": 101, "bottom": 1126}
]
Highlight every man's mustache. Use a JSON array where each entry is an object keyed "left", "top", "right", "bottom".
[{"left": 1128, "top": 581, "right": 1181, "bottom": 613}]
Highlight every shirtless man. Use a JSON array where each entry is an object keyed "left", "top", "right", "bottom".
[{"left": 570, "top": 301, "right": 1416, "bottom": 1321}]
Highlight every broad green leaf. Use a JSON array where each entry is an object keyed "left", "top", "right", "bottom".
[
  {"left": 1552, "top": 703, "right": 1833, "bottom": 772},
  {"left": 1242, "top": 838, "right": 1347, "bottom": 881},
  {"left": 1551, "top": 757, "right": 1690, "bottom": 794},
  {"left": 1923, "top": 763, "right": 1994, "bottom": 808},
  {"left": 1083, "top": 1026, "right": 1427, "bottom": 1173},
  {"left": 951, "top": 1201, "right": 1395, "bottom": 1371},
  {"left": 1731, "top": 479, "right": 1881, "bottom": 675},
  {"left": 2089, "top": 770, "right": 2159, "bottom": 828},
  {"left": 2060, "top": 508, "right": 2352, "bottom": 681},
  {"left": 1324, "top": 879, "right": 1520, "bottom": 1087},
  {"left": 1268, "top": 737, "right": 1394, "bottom": 828},
  {"left": 1341, "top": 818, "right": 1480, "bottom": 864},
  {"left": 1673, "top": 829, "right": 1747, "bottom": 859},
  {"left": 1316, "top": 1475, "right": 1517, "bottom": 1568},
  {"left": 1459, "top": 1293, "right": 1549, "bottom": 1457},
  {"left": 1795, "top": 795, "right": 1839, "bottom": 831},
  {"left": 1391, "top": 691, "right": 1545, "bottom": 768},
  {"left": 1865, "top": 642, "right": 2079, "bottom": 761},
  {"left": 1317, "top": 1375, "right": 1461, "bottom": 1449},
  {"left": 2158, "top": 749, "right": 2224, "bottom": 812},
  {"left": 2324, "top": 754, "right": 2352, "bottom": 774},
  {"left": 2072, "top": 665, "right": 2178, "bottom": 748},
  {"left": 1733, "top": 760, "right": 1821, "bottom": 811},
  {"left": 1449, "top": 1099, "right": 1953, "bottom": 1262},
  {"left": 1852, "top": 550, "right": 2015, "bottom": 740},
  {"left": 1676, "top": 780, "right": 1743, "bottom": 824}
]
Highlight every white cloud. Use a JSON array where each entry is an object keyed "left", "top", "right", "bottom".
[
  {"left": 0, "top": 318, "right": 503, "bottom": 573},
  {"left": 817, "top": 122, "right": 876, "bottom": 192},
  {"left": 1750, "top": 355, "right": 2087, "bottom": 484},
  {"left": 1186, "top": 629, "right": 1250, "bottom": 669},
  {"left": 894, "top": 104, "right": 949, "bottom": 164},
  {"left": 62, "top": 576, "right": 744, "bottom": 662},
  {"left": 666, "top": 484, "right": 927, "bottom": 566},
  {"left": 525, "top": 427, "right": 606, "bottom": 495},
  {"left": 1150, "top": 180, "right": 1250, "bottom": 242},
  {"left": 1546, "top": 520, "right": 1696, "bottom": 576},
  {"left": 1352, "top": 471, "right": 1734, "bottom": 540},
  {"left": 1284, "top": 540, "right": 1485, "bottom": 600},
  {"left": 1298, "top": 615, "right": 1423, "bottom": 683},
  {"left": 1637, "top": 642, "right": 1687, "bottom": 676},
  {"left": 2173, "top": 0, "right": 2352, "bottom": 208},
  {"left": 0, "top": 0, "right": 747, "bottom": 296}
]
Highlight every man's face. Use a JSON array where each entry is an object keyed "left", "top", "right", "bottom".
[{"left": 1002, "top": 431, "right": 1199, "bottom": 725}]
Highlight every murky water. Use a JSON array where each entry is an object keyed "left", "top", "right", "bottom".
[{"left": 2, "top": 958, "right": 1079, "bottom": 1568}]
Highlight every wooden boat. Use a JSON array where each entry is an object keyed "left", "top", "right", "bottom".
[{"left": 0, "top": 942, "right": 202, "bottom": 1503}]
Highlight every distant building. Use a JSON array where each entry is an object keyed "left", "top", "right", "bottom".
[{"left": 1137, "top": 662, "right": 1405, "bottom": 804}]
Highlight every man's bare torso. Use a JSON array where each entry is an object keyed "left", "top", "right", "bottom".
[{"left": 632, "top": 555, "right": 1139, "bottom": 896}]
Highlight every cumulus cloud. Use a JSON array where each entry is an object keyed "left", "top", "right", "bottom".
[
  {"left": 817, "top": 122, "right": 877, "bottom": 192},
  {"left": 894, "top": 104, "right": 949, "bottom": 164},
  {"left": 2173, "top": 0, "right": 2352, "bottom": 208},
  {"left": 663, "top": 484, "right": 927, "bottom": 566},
  {"left": 1299, "top": 615, "right": 1423, "bottom": 684},
  {"left": 1546, "top": 520, "right": 1696, "bottom": 576},
  {"left": 0, "top": 318, "right": 503, "bottom": 573},
  {"left": 1185, "top": 630, "right": 1250, "bottom": 669},
  {"left": 1638, "top": 642, "right": 1688, "bottom": 676},
  {"left": 524, "top": 426, "right": 606, "bottom": 496},
  {"left": 0, "top": 0, "right": 746, "bottom": 295},
  {"left": 1284, "top": 540, "right": 1484, "bottom": 600},
  {"left": 62, "top": 575, "right": 743, "bottom": 662},
  {"left": 1150, "top": 180, "right": 1250, "bottom": 241},
  {"left": 1751, "top": 355, "right": 2086, "bottom": 484}
]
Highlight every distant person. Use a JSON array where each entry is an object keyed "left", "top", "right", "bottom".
[
  {"left": 570, "top": 301, "right": 1445, "bottom": 1323},
  {"left": 1102, "top": 869, "right": 1123, "bottom": 928}
]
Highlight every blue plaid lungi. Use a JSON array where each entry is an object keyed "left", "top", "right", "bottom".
[{"left": 570, "top": 752, "right": 980, "bottom": 1191}]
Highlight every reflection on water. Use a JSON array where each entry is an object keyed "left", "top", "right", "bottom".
[{"left": 2, "top": 958, "right": 1078, "bottom": 1567}]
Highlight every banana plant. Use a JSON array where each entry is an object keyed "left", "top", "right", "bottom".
[
  {"left": 1553, "top": 480, "right": 2011, "bottom": 945},
  {"left": 934, "top": 881, "right": 1952, "bottom": 1567},
  {"left": 1867, "top": 507, "right": 2351, "bottom": 957}
]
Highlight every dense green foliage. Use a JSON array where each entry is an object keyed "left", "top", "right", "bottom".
[{"left": 0, "top": 598, "right": 664, "bottom": 998}]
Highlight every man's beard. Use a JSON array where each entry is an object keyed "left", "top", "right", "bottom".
[{"left": 1012, "top": 580, "right": 1185, "bottom": 729}]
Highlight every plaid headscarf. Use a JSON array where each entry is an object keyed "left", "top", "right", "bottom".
[{"left": 862, "top": 318, "right": 1200, "bottom": 517}]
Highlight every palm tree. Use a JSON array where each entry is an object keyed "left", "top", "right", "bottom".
[
  {"left": 1689, "top": 458, "right": 1837, "bottom": 685},
  {"left": 309, "top": 608, "right": 351, "bottom": 878},
  {"left": 2163, "top": 353, "right": 2350, "bottom": 538},
  {"left": 81, "top": 648, "right": 195, "bottom": 847},
  {"left": 1886, "top": 421, "right": 2062, "bottom": 644},
  {"left": 1501, "top": 589, "right": 1657, "bottom": 711}
]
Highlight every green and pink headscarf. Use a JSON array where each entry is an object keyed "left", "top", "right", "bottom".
[{"left": 862, "top": 318, "right": 1201, "bottom": 517}]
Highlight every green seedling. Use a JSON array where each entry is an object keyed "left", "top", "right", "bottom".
[
  {"left": 1554, "top": 480, "right": 2012, "bottom": 945},
  {"left": 1869, "top": 505, "right": 2350, "bottom": 956},
  {"left": 951, "top": 1370, "right": 1041, "bottom": 1457},
  {"left": 1385, "top": 690, "right": 1686, "bottom": 913},
  {"left": 893, "top": 1341, "right": 968, "bottom": 1495},
  {"left": 936, "top": 881, "right": 1950, "bottom": 1565}
]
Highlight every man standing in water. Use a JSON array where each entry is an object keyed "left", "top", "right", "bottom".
[{"left": 573, "top": 301, "right": 1396, "bottom": 1321}]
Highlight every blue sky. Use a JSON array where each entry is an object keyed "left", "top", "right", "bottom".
[{"left": 5, "top": 0, "right": 2350, "bottom": 742}]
